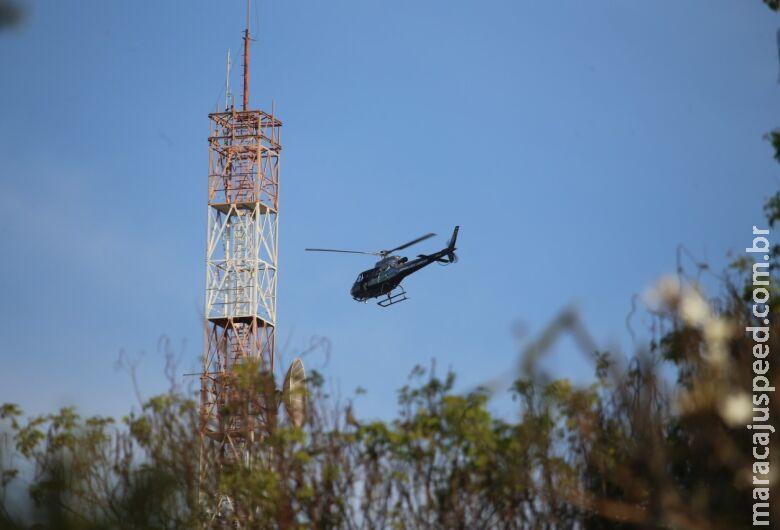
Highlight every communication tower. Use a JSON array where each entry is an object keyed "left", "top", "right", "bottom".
[{"left": 199, "top": 0, "right": 282, "bottom": 485}]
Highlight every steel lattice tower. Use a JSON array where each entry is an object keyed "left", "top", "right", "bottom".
[{"left": 199, "top": 4, "right": 281, "bottom": 484}]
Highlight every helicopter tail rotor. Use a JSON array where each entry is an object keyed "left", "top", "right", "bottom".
[
  {"left": 436, "top": 251, "right": 457, "bottom": 265},
  {"left": 446, "top": 226, "right": 459, "bottom": 251},
  {"left": 438, "top": 226, "right": 459, "bottom": 265}
]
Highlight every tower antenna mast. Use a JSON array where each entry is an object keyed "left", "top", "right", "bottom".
[
  {"left": 242, "top": 0, "right": 250, "bottom": 111},
  {"left": 225, "top": 48, "right": 232, "bottom": 110}
]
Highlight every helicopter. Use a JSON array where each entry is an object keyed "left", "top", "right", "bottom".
[{"left": 306, "top": 226, "right": 459, "bottom": 307}]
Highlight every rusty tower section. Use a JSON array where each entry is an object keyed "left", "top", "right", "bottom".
[{"left": 199, "top": 4, "right": 282, "bottom": 472}]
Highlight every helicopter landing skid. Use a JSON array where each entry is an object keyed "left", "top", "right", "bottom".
[{"left": 377, "top": 286, "right": 408, "bottom": 307}]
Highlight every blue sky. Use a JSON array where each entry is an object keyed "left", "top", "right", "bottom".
[{"left": 0, "top": 0, "right": 777, "bottom": 421}]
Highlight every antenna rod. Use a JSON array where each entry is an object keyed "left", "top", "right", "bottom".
[
  {"left": 242, "top": 0, "right": 250, "bottom": 111},
  {"left": 225, "top": 48, "right": 232, "bottom": 110}
]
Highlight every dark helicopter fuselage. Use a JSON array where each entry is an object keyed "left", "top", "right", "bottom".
[
  {"left": 350, "top": 239, "right": 456, "bottom": 302},
  {"left": 306, "top": 225, "right": 459, "bottom": 306}
]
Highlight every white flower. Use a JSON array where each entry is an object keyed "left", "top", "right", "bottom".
[
  {"left": 718, "top": 393, "right": 752, "bottom": 427},
  {"left": 680, "top": 290, "right": 711, "bottom": 327},
  {"left": 704, "top": 317, "right": 732, "bottom": 344},
  {"left": 645, "top": 276, "right": 681, "bottom": 310}
]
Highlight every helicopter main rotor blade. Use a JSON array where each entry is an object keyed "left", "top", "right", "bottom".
[
  {"left": 384, "top": 233, "right": 436, "bottom": 255},
  {"left": 305, "top": 248, "right": 381, "bottom": 256}
]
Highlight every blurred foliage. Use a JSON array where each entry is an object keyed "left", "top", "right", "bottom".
[
  {"left": 766, "top": 131, "right": 780, "bottom": 165},
  {"left": 764, "top": 186, "right": 780, "bottom": 229},
  {"left": 0, "top": 0, "right": 24, "bottom": 31}
]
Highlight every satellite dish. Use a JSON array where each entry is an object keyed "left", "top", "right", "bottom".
[{"left": 282, "top": 358, "right": 307, "bottom": 427}]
